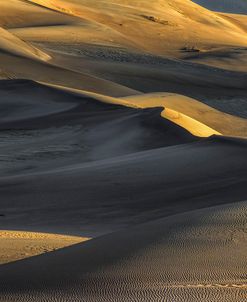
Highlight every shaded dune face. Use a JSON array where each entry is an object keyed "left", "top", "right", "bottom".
[
  {"left": 0, "top": 132, "right": 246, "bottom": 236},
  {"left": 0, "top": 202, "right": 246, "bottom": 301},
  {"left": 0, "top": 80, "right": 196, "bottom": 177}
]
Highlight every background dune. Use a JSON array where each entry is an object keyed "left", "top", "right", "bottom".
[{"left": 193, "top": 0, "right": 247, "bottom": 14}]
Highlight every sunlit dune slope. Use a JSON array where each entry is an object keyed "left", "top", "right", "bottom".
[
  {"left": 0, "top": 27, "right": 50, "bottom": 61},
  {"left": 0, "top": 230, "right": 88, "bottom": 264},
  {"left": 39, "top": 82, "right": 247, "bottom": 137},
  {"left": 0, "top": 0, "right": 79, "bottom": 28},
  {"left": 0, "top": 201, "right": 246, "bottom": 301},
  {"left": 0, "top": 52, "right": 138, "bottom": 96},
  {"left": 122, "top": 93, "right": 247, "bottom": 137},
  {"left": 18, "top": 0, "right": 247, "bottom": 55}
]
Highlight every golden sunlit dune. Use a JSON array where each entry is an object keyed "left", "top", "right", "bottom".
[
  {"left": 20, "top": 0, "right": 247, "bottom": 55},
  {"left": 38, "top": 82, "right": 247, "bottom": 137},
  {"left": 122, "top": 93, "right": 247, "bottom": 137},
  {"left": 0, "top": 230, "right": 88, "bottom": 264},
  {"left": 0, "top": 27, "right": 50, "bottom": 61}
]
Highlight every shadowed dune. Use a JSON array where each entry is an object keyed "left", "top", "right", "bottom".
[
  {"left": 0, "top": 201, "right": 246, "bottom": 301},
  {"left": 0, "top": 133, "right": 246, "bottom": 236},
  {"left": 0, "top": 79, "right": 196, "bottom": 177}
]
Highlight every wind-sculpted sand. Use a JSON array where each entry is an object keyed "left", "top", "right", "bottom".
[
  {"left": 0, "top": 0, "right": 246, "bottom": 301},
  {"left": 0, "top": 231, "right": 88, "bottom": 264},
  {"left": 0, "top": 202, "right": 246, "bottom": 301}
]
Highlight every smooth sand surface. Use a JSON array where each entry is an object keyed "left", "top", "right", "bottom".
[
  {"left": 0, "top": 27, "right": 50, "bottom": 61},
  {"left": 20, "top": 0, "right": 247, "bottom": 53},
  {"left": 0, "top": 1, "right": 246, "bottom": 301},
  {"left": 0, "top": 231, "right": 88, "bottom": 264}
]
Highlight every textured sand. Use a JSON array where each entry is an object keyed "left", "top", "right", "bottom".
[
  {"left": 0, "top": 230, "right": 88, "bottom": 264},
  {"left": 0, "top": 202, "right": 246, "bottom": 301}
]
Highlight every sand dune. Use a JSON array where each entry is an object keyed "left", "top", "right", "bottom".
[
  {"left": 0, "top": 201, "right": 246, "bottom": 301},
  {"left": 122, "top": 93, "right": 247, "bottom": 137},
  {"left": 35, "top": 82, "right": 247, "bottom": 137},
  {"left": 0, "top": 230, "right": 88, "bottom": 264},
  {"left": 0, "top": 0, "right": 79, "bottom": 28},
  {"left": 0, "top": 27, "right": 50, "bottom": 61},
  {"left": 0, "top": 132, "right": 246, "bottom": 236},
  {"left": 0, "top": 1, "right": 246, "bottom": 301},
  {"left": 0, "top": 80, "right": 196, "bottom": 176},
  {"left": 21, "top": 0, "right": 247, "bottom": 54}
]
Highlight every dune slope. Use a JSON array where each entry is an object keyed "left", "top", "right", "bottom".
[
  {"left": 0, "top": 133, "right": 246, "bottom": 236},
  {"left": 19, "top": 0, "right": 247, "bottom": 54},
  {"left": 0, "top": 27, "right": 50, "bottom": 61},
  {"left": 0, "top": 201, "right": 246, "bottom": 301},
  {"left": 0, "top": 230, "right": 88, "bottom": 264}
]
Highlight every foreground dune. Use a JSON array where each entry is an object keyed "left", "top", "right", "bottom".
[
  {"left": 0, "top": 231, "right": 88, "bottom": 264},
  {"left": 0, "top": 201, "right": 246, "bottom": 301}
]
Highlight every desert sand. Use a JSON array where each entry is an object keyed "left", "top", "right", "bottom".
[
  {"left": 0, "top": 0, "right": 246, "bottom": 301},
  {"left": 0, "top": 230, "right": 88, "bottom": 264}
]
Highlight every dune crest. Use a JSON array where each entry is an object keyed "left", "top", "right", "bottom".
[
  {"left": 0, "top": 27, "right": 50, "bottom": 61},
  {"left": 22, "top": 0, "right": 247, "bottom": 55}
]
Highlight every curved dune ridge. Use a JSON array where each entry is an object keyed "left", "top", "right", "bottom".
[
  {"left": 39, "top": 82, "right": 247, "bottom": 137},
  {"left": 18, "top": 0, "right": 247, "bottom": 54},
  {"left": 122, "top": 93, "right": 247, "bottom": 137},
  {"left": 0, "top": 27, "right": 50, "bottom": 61},
  {"left": 0, "top": 201, "right": 246, "bottom": 301},
  {"left": 0, "top": 230, "right": 88, "bottom": 264},
  {"left": 0, "top": 80, "right": 196, "bottom": 176}
]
